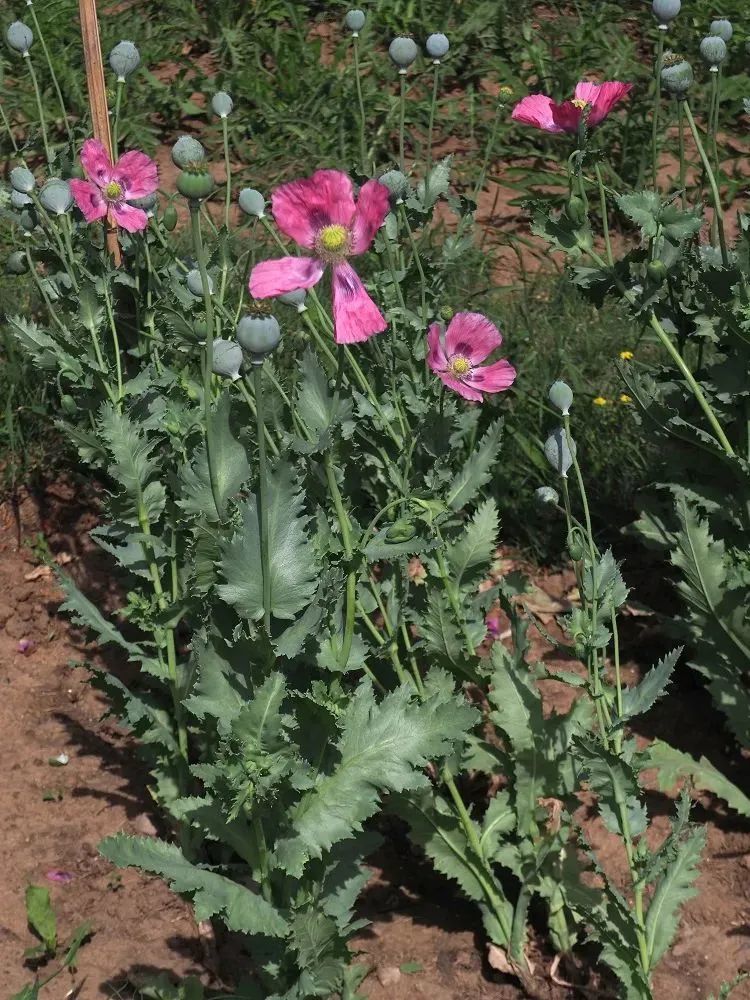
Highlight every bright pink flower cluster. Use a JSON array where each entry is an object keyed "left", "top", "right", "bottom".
[
  {"left": 70, "top": 139, "right": 158, "bottom": 233},
  {"left": 427, "top": 312, "right": 516, "bottom": 402},
  {"left": 512, "top": 80, "right": 632, "bottom": 135}
]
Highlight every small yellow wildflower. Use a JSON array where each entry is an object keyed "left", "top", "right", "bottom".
[
  {"left": 619, "top": 350, "right": 634, "bottom": 360},
  {"left": 620, "top": 394, "right": 633, "bottom": 404},
  {"left": 592, "top": 396, "right": 608, "bottom": 406}
]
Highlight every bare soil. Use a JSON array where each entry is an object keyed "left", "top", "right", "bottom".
[{"left": 1, "top": 482, "right": 749, "bottom": 1000}]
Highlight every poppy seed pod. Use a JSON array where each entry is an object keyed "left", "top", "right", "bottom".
[
  {"left": 709, "top": 19, "right": 733, "bottom": 42},
  {"left": 6, "top": 21, "right": 33, "bottom": 54},
  {"left": 378, "top": 169, "right": 410, "bottom": 204},
  {"left": 345, "top": 9, "right": 366, "bottom": 33},
  {"left": 543, "top": 426, "right": 577, "bottom": 477},
  {"left": 19, "top": 208, "right": 37, "bottom": 233},
  {"left": 212, "top": 339, "right": 244, "bottom": 380},
  {"left": 211, "top": 91, "right": 233, "bottom": 118},
  {"left": 651, "top": 0, "right": 680, "bottom": 24},
  {"left": 10, "top": 166, "right": 35, "bottom": 194},
  {"left": 172, "top": 135, "right": 206, "bottom": 169},
  {"left": 548, "top": 380, "right": 574, "bottom": 416},
  {"left": 278, "top": 288, "right": 307, "bottom": 311},
  {"left": 11, "top": 190, "right": 32, "bottom": 210},
  {"left": 177, "top": 170, "right": 214, "bottom": 200},
  {"left": 109, "top": 40, "right": 140, "bottom": 80},
  {"left": 389, "top": 36, "right": 419, "bottom": 72},
  {"left": 534, "top": 485, "right": 560, "bottom": 508},
  {"left": 236, "top": 314, "right": 281, "bottom": 364},
  {"left": 661, "top": 55, "right": 693, "bottom": 97},
  {"left": 700, "top": 35, "right": 727, "bottom": 68},
  {"left": 426, "top": 33, "right": 449, "bottom": 61},
  {"left": 238, "top": 187, "right": 266, "bottom": 218},
  {"left": 39, "top": 178, "right": 73, "bottom": 215},
  {"left": 5, "top": 251, "right": 28, "bottom": 275},
  {"left": 186, "top": 268, "right": 213, "bottom": 297},
  {"left": 130, "top": 191, "right": 157, "bottom": 214}
]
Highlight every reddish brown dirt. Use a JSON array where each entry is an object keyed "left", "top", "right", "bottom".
[{"left": 1, "top": 483, "right": 749, "bottom": 999}]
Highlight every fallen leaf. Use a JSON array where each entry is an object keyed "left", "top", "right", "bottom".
[
  {"left": 24, "top": 565, "right": 52, "bottom": 581},
  {"left": 487, "top": 944, "right": 514, "bottom": 974}
]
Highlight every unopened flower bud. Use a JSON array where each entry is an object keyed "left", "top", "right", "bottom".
[
  {"left": 7, "top": 21, "right": 33, "bottom": 54},
  {"left": 646, "top": 259, "right": 667, "bottom": 285},
  {"left": 566, "top": 195, "right": 587, "bottom": 226},
  {"left": 11, "top": 190, "right": 32, "bottom": 210},
  {"left": 548, "top": 380, "right": 573, "bottom": 416},
  {"left": 661, "top": 54, "right": 693, "bottom": 97},
  {"left": 278, "top": 288, "right": 307, "bottom": 311},
  {"left": 162, "top": 202, "right": 178, "bottom": 230},
  {"left": 60, "top": 394, "right": 76, "bottom": 415},
  {"left": 345, "top": 9, "right": 366, "bottom": 34},
  {"left": 39, "top": 178, "right": 73, "bottom": 215},
  {"left": 709, "top": 19, "right": 733, "bottom": 42},
  {"left": 385, "top": 518, "right": 416, "bottom": 542},
  {"left": 109, "top": 40, "right": 140, "bottom": 80},
  {"left": 212, "top": 339, "right": 243, "bottom": 380},
  {"left": 5, "top": 250, "right": 28, "bottom": 275},
  {"left": 211, "top": 91, "right": 233, "bottom": 118},
  {"left": 236, "top": 314, "right": 281, "bottom": 363},
  {"left": 238, "top": 187, "right": 266, "bottom": 218},
  {"left": 700, "top": 35, "right": 727, "bottom": 68},
  {"left": 651, "top": 0, "right": 680, "bottom": 24},
  {"left": 543, "top": 426, "right": 576, "bottom": 477},
  {"left": 567, "top": 529, "right": 585, "bottom": 561},
  {"left": 378, "top": 169, "right": 410, "bottom": 204},
  {"left": 187, "top": 268, "right": 213, "bottom": 297},
  {"left": 439, "top": 305, "right": 454, "bottom": 322},
  {"left": 10, "top": 166, "right": 35, "bottom": 194},
  {"left": 389, "top": 36, "right": 419, "bottom": 72},
  {"left": 426, "top": 32, "right": 449, "bottom": 61},
  {"left": 172, "top": 135, "right": 206, "bottom": 169},
  {"left": 534, "top": 486, "right": 560, "bottom": 508}
]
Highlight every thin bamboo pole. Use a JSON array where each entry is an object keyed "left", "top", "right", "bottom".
[{"left": 78, "top": 0, "right": 120, "bottom": 264}]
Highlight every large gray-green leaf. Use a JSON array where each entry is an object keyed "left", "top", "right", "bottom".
[
  {"left": 645, "top": 826, "right": 705, "bottom": 967},
  {"left": 447, "top": 419, "right": 503, "bottom": 511},
  {"left": 447, "top": 498, "right": 498, "bottom": 586},
  {"left": 179, "top": 392, "right": 250, "bottom": 520},
  {"left": 644, "top": 740, "right": 750, "bottom": 816},
  {"left": 619, "top": 648, "right": 681, "bottom": 722},
  {"left": 56, "top": 570, "right": 148, "bottom": 660}
]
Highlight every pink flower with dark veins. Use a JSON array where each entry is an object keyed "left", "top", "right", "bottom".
[
  {"left": 69, "top": 139, "right": 158, "bottom": 233},
  {"left": 427, "top": 312, "right": 516, "bottom": 403},
  {"left": 249, "top": 169, "right": 390, "bottom": 344},
  {"left": 512, "top": 80, "right": 633, "bottom": 134}
]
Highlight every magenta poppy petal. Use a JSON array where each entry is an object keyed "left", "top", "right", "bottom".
[
  {"left": 426, "top": 322, "right": 448, "bottom": 373},
  {"left": 350, "top": 179, "right": 390, "bottom": 254},
  {"left": 249, "top": 256, "right": 325, "bottom": 299},
  {"left": 550, "top": 100, "right": 584, "bottom": 134},
  {"left": 511, "top": 94, "right": 565, "bottom": 133},
  {"left": 331, "top": 262, "right": 386, "bottom": 344},
  {"left": 271, "top": 170, "right": 357, "bottom": 249},
  {"left": 69, "top": 179, "right": 107, "bottom": 222},
  {"left": 465, "top": 359, "right": 516, "bottom": 394},
  {"left": 110, "top": 202, "right": 149, "bottom": 233},
  {"left": 80, "top": 138, "right": 113, "bottom": 186},
  {"left": 112, "top": 149, "right": 158, "bottom": 199},
  {"left": 576, "top": 80, "right": 633, "bottom": 126},
  {"left": 437, "top": 369, "right": 484, "bottom": 402},
  {"left": 445, "top": 312, "right": 502, "bottom": 364}
]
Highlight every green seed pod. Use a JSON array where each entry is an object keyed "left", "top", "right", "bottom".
[
  {"left": 162, "top": 202, "right": 178, "bottom": 231},
  {"left": 709, "top": 18, "right": 732, "bottom": 42},
  {"left": 5, "top": 250, "right": 28, "bottom": 275},
  {"left": 193, "top": 319, "right": 209, "bottom": 342},
  {"left": 238, "top": 187, "right": 266, "bottom": 218},
  {"left": 534, "top": 485, "right": 559, "bottom": 508},
  {"left": 426, "top": 33, "right": 449, "bottom": 61},
  {"left": 378, "top": 169, "right": 410, "bottom": 204},
  {"left": 345, "top": 9, "right": 366, "bottom": 33},
  {"left": 700, "top": 35, "right": 727, "bottom": 68},
  {"left": 661, "top": 54, "right": 693, "bottom": 98},
  {"left": 212, "top": 339, "right": 243, "bottom": 380},
  {"left": 389, "top": 36, "right": 419, "bottom": 72},
  {"left": 211, "top": 91, "right": 233, "bottom": 118},
  {"left": 172, "top": 135, "right": 206, "bottom": 169},
  {"left": 39, "top": 178, "right": 73, "bottom": 215},
  {"left": 7, "top": 21, "right": 33, "bottom": 54},
  {"left": 652, "top": 0, "right": 680, "bottom": 24},
  {"left": 131, "top": 191, "right": 157, "bottom": 214},
  {"left": 236, "top": 314, "right": 281, "bottom": 364},
  {"left": 109, "top": 40, "right": 140, "bottom": 80},
  {"left": 10, "top": 166, "right": 35, "bottom": 194},
  {"left": 186, "top": 268, "right": 213, "bottom": 297},
  {"left": 11, "top": 190, "right": 32, "bottom": 210},
  {"left": 566, "top": 195, "right": 587, "bottom": 226},
  {"left": 548, "top": 380, "right": 573, "bottom": 416},
  {"left": 646, "top": 259, "right": 667, "bottom": 285},
  {"left": 278, "top": 288, "right": 307, "bottom": 311},
  {"left": 385, "top": 518, "right": 417, "bottom": 542},
  {"left": 567, "top": 529, "right": 585, "bottom": 561},
  {"left": 19, "top": 208, "right": 37, "bottom": 233},
  {"left": 60, "top": 394, "right": 76, "bottom": 415},
  {"left": 176, "top": 170, "right": 215, "bottom": 201},
  {"left": 543, "top": 426, "right": 576, "bottom": 477}
]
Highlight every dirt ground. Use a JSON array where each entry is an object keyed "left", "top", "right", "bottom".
[{"left": 1, "top": 480, "right": 749, "bottom": 1000}]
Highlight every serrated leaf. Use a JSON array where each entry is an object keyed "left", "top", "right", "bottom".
[
  {"left": 418, "top": 591, "right": 463, "bottom": 664},
  {"left": 179, "top": 393, "right": 250, "bottom": 520},
  {"left": 644, "top": 740, "right": 750, "bottom": 816},
  {"left": 99, "top": 834, "right": 288, "bottom": 936},
  {"left": 619, "top": 647, "right": 681, "bottom": 721},
  {"left": 56, "top": 570, "right": 147, "bottom": 660},
  {"left": 446, "top": 420, "right": 503, "bottom": 511},
  {"left": 447, "top": 498, "right": 498, "bottom": 586},
  {"left": 418, "top": 155, "right": 452, "bottom": 209},
  {"left": 25, "top": 884, "right": 56, "bottom": 954},
  {"left": 617, "top": 191, "right": 661, "bottom": 238},
  {"left": 645, "top": 826, "right": 705, "bottom": 966}
]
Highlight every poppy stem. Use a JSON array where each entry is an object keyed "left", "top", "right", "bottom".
[
  {"left": 426, "top": 61, "right": 439, "bottom": 181},
  {"left": 682, "top": 99, "right": 728, "bottom": 268},
  {"left": 254, "top": 363, "right": 272, "bottom": 635},
  {"left": 26, "top": 0, "right": 73, "bottom": 142},
  {"left": 652, "top": 28, "right": 664, "bottom": 188},
  {"left": 25, "top": 53, "right": 52, "bottom": 167},
  {"left": 112, "top": 80, "right": 124, "bottom": 159},
  {"left": 352, "top": 33, "right": 368, "bottom": 174},
  {"left": 399, "top": 72, "right": 407, "bottom": 172}
]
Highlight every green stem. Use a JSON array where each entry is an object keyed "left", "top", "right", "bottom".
[
  {"left": 324, "top": 450, "right": 356, "bottom": 670},
  {"left": 652, "top": 30, "right": 664, "bottom": 188},
  {"left": 677, "top": 100, "right": 687, "bottom": 209},
  {"left": 25, "top": 53, "right": 52, "bottom": 167},
  {"left": 617, "top": 792, "right": 651, "bottom": 979},
  {"left": 472, "top": 103, "right": 502, "bottom": 207},
  {"left": 399, "top": 72, "right": 407, "bottom": 172},
  {"left": 237, "top": 377, "right": 280, "bottom": 457},
  {"left": 683, "top": 99, "right": 728, "bottom": 267},
  {"left": 102, "top": 284, "right": 124, "bottom": 405},
  {"left": 398, "top": 203, "right": 428, "bottom": 327},
  {"left": 112, "top": 81, "right": 124, "bottom": 159},
  {"left": 0, "top": 98, "right": 19, "bottom": 153},
  {"left": 426, "top": 62, "right": 439, "bottom": 180},
  {"left": 26, "top": 0, "right": 72, "bottom": 141},
  {"left": 594, "top": 162, "right": 613, "bottom": 267},
  {"left": 254, "top": 364, "right": 272, "bottom": 635},
  {"left": 352, "top": 34, "right": 368, "bottom": 173}
]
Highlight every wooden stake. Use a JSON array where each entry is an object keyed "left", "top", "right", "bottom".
[{"left": 78, "top": 0, "right": 121, "bottom": 264}]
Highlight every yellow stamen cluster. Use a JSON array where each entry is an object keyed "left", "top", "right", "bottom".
[
  {"left": 104, "top": 181, "right": 123, "bottom": 201},
  {"left": 449, "top": 356, "right": 471, "bottom": 376},
  {"left": 318, "top": 224, "right": 348, "bottom": 253},
  {"left": 571, "top": 99, "right": 589, "bottom": 110}
]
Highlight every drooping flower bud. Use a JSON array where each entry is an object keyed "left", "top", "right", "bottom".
[
  {"left": 6, "top": 21, "right": 33, "bottom": 54},
  {"left": 236, "top": 314, "right": 281, "bottom": 364},
  {"left": 187, "top": 268, "right": 213, "bottom": 297},
  {"left": 212, "top": 339, "right": 244, "bottom": 380},
  {"left": 162, "top": 202, "right": 178, "bottom": 230},
  {"left": 426, "top": 33, "right": 449, "bottom": 61},
  {"left": 278, "top": 288, "right": 307, "bottom": 312},
  {"left": 566, "top": 195, "right": 587, "bottom": 226},
  {"left": 651, "top": 0, "right": 680, "bottom": 25},
  {"left": 238, "top": 187, "right": 266, "bottom": 218},
  {"left": 109, "top": 40, "right": 140, "bottom": 80},
  {"left": 700, "top": 35, "right": 727, "bottom": 68},
  {"left": 378, "top": 169, "right": 410, "bottom": 204},
  {"left": 211, "top": 91, "right": 233, "bottom": 118},
  {"left": 660, "top": 54, "right": 693, "bottom": 98},
  {"left": 389, "top": 36, "right": 419, "bottom": 72},
  {"left": 39, "top": 178, "right": 73, "bottom": 215},
  {"left": 10, "top": 166, "right": 35, "bottom": 194},
  {"left": 5, "top": 250, "right": 28, "bottom": 275},
  {"left": 548, "top": 380, "right": 573, "bottom": 416},
  {"left": 344, "top": 9, "right": 366, "bottom": 34},
  {"left": 709, "top": 19, "right": 733, "bottom": 42},
  {"left": 11, "top": 190, "right": 32, "bottom": 210},
  {"left": 646, "top": 259, "right": 667, "bottom": 285},
  {"left": 172, "top": 135, "right": 206, "bottom": 169},
  {"left": 543, "top": 426, "right": 576, "bottom": 477},
  {"left": 534, "top": 485, "right": 560, "bottom": 508}
]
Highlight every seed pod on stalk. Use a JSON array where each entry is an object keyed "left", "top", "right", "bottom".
[
  {"left": 236, "top": 314, "right": 281, "bottom": 364},
  {"left": 549, "top": 380, "right": 574, "bottom": 416},
  {"left": 10, "top": 166, "right": 35, "bottom": 194},
  {"left": 709, "top": 19, "right": 733, "bottom": 42},
  {"left": 5, "top": 251, "right": 28, "bottom": 275},
  {"left": 389, "top": 36, "right": 419, "bottom": 72},
  {"left": 109, "top": 40, "right": 140, "bottom": 80},
  {"left": 344, "top": 9, "right": 366, "bottom": 34},
  {"left": 661, "top": 53, "right": 694, "bottom": 98},
  {"left": 426, "top": 33, "right": 449, "bottom": 62},
  {"left": 238, "top": 188, "right": 266, "bottom": 218},
  {"left": 211, "top": 91, "right": 234, "bottom": 118},
  {"left": 6, "top": 21, "right": 33, "bottom": 54},
  {"left": 212, "top": 339, "right": 244, "bottom": 380},
  {"left": 543, "top": 426, "right": 576, "bottom": 477},
  {"left": 700, "top": 35, "right": 727, "bottom": 68},
  {"left": 39, "top": 179, "right": 73, "bottom": 215}
]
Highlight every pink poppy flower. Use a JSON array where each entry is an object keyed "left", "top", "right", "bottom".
[
  {"left": 249, "top": 169, "right": 389, "bottom": 344},
  {"left": 511, "top": 80, "right": 633, "bottom": 135},
  {"left": 427, "top": 312, "right": 516, "bottom": 403},
  {"left": 69, "top": 138, "right": 158, "bottom": 233}
]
